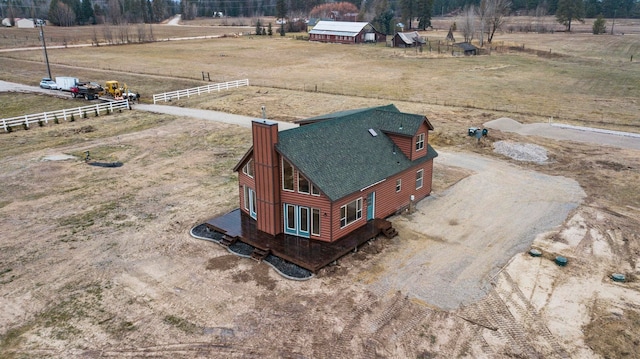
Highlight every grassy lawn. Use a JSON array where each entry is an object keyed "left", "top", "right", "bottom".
[{"left": 1, "top": 20, "right": 639, "bottom": 131}]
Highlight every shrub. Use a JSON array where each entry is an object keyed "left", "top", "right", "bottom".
[
  {"left": 95, "top": 109, "right": 99, "bottom": 117},
  {"left": 593, "top": 15, "right": 606, "bottom": 35},
  {"left": 83, "top": 111, "right": 87, "bottom": 118},
  {"left": 38, "top": 120, "right": 44, "bottom": 127},
  {"left": 22, "top": 123, "right": 28, "bottom": 130},
  {"left": 7, "top": 126, "right": 12, "bottom": 133},
  {"left": 70, "top": 114, "right": 75, "bottom": 122},
  {"left": 54, "top": 115, "right": 59, "bottom": 124}
]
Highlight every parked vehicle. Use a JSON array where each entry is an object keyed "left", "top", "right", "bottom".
[
  {"left": 104, "top": 80, "right": 139, "bottom": 101},
  {"left": 55, "top": 76, "right": 79, "bottom": 91},
  {"left": 39, "top": 78, "right": 58, "bottom": 90},
  {"left": 71, "top": 82, "right": 104, "bottom": 100}
]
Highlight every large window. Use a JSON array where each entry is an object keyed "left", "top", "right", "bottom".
[
  {"left": 242, "top": 158, "right": 254, "bottom": 177},
  {"left": 416, "top": 169, "right": 424, "bottom": 189},
  {"left": 298, "top": 173, "right": 310, "bottom": 194},
  {"left": 415, "top": 133, "right": 425, "bottom": 151},
  {"left": 312, "top": 209, "right": 320, "bottom": 236},
  {"left": 340, "top": 198, "right": 362, "bottom": 228},
  {"left": 244, "top": 186, "right": 256, "bottom": 218},
  {"left": 282, "top": 159, "right": 294, "bottom": 191}
]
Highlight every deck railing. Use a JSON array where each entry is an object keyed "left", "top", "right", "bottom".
[
  {"left": 152, "top": 79, "right": 249, "bottom": 104},
  {"left": 2, "top": 100, "right": 130, "bottom": 132}
]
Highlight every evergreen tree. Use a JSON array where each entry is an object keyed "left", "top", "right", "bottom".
[
  {"left": 276, "top": 0, "right": 286, "bottom": 19},
  {"left": 592, "top": 14, "right": 606, "bottom": 34},
  {"left": 556, "top": 0, "right": 584, "bottom": 32},
  {"left": 268, "top": 22, "right": 273, "bottom": 36},
  {"left": 255, "top": 19, "right": 262, "bottom": 35},
  {"left": 416, "top": 0, "right": 434, "bottom": 30}
]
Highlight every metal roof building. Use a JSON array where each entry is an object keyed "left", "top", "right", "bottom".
[{"left": 309, "top": 20, "right": 386, "bottom": 44}]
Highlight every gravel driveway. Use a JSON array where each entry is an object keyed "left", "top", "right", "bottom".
[{"left": 366, "top": 151, "right": 586, "bottom": 310}]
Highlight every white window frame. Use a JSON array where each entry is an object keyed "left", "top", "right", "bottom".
[
  {"left": 416, "top": 169, "right": 424, "bottom": 189},
  {"left": 311, "top": 208, "right": 320, "bottom": 236},
  {"left": 311, "top": 184, "right": 320, "bottom": 196},
  {"left": 396, "top": 179, "right": 402, "bottom": 193},
  {"left": 340, "top": 198, "right": 362, "bottom": 228},
  {"left": 282, "top": 158, "right": 294, "bottom": 192},
  {"left": 415, "top": 133, "right": 425, "bottom": 151},
  {"left": 298, "top": 173, "right": 310, "bottom": 194},
  {"left": 242, "top": 158, "right": 254, "bottom": 177}
]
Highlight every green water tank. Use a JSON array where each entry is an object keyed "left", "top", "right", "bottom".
[{"left": 555, "top": 256, "right": 568, "bottom": 266}]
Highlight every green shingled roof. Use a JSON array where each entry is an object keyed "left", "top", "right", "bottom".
[{"left": 276, "top": 107, "right": 438, "bottom": 202}]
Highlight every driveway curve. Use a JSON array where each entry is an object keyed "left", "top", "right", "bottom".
[{"left": 365, "top": 151, "right": 586, "bottom": 310}]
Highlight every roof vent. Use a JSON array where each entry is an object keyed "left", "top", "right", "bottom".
[{"left": 368, "top": 128, "right": 378, "bottom": 137}]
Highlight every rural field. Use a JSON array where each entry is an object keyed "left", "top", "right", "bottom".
[{"left": 1, "top": 16, "right": 639, "bottom": 358}]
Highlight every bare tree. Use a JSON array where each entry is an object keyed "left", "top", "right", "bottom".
[
  {"left": 476, "top": 0, "right": 490, "bottom": 46},
  {"left": 102, "top": 24, "right": 113, "bottom": 44},
  {"left": 136, "top": 23, "right": 147, "bottom": 43},
  {"left": 461, "top": 4, "right": 476, "bottom": 43},
  {"left": 487, "top": 0, "right": 511, "bottom": 43},
  {"left": 50, "top": 2, "right": 76, "bottom": 27}
]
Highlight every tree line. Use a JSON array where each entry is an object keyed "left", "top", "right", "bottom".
[{"left": 0, "top": 0, "right": 637, "bottom": 28}]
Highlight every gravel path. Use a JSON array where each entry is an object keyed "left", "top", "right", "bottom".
[
  {"left": 484, "top": 117, "right": 640, "bottom": 150},
  {"left": 366, "top": 150, "right": 586, "bottom": 310},
  {"left": 135, "top": 103, "right": 298, "bottom": 130}
]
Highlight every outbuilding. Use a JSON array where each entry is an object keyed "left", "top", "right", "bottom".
[
  {"left": 309, "top": 20, "right": 386, "bottom": 44},
  {"left": 392, "top": 31, "right": 426, "bottom": 48},
  {"left": 16, "top": 18, "right": 35, "bottom": 28}
]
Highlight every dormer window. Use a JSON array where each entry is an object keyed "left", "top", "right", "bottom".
[
  {"left": 242, "top": 158, "right": 254, "bottom": 177},
  {"left": 415, "top": 133, "right": 425, "bottom": 151}
]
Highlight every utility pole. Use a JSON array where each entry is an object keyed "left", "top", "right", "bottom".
[
  {"left": 38, "top": 22, "right": 52, "bottom": 80},
  {"left": 611, "top": 9, "right": 616, "bottom": 35}
]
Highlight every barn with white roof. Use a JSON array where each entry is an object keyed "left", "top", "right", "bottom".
[{"left": 309, "top": 21, "right": 386, "bottom": 44}]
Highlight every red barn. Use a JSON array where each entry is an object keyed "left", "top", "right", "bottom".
[{"left": 309, "top": 21, "right": 386, "bottom": 44}]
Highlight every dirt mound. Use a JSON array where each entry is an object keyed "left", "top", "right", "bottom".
[{"left": 483, "top": 117, "right": 523, "bottom": 132}]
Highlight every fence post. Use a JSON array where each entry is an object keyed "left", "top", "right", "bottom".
[
  {"left": 3, "top": 119, "right": 7, "bottom": 132},
  {"left": 109, "top": 102, "right": 114, "bottom": 113},
  {"left": 44, "top": 112, "right": 48, "bottom": 124},
  {"left": 126, "top": 100, "right": 130, "bottom": 110},
  {"left": 63, "top": 109, "right": 67, "bottom": 121},
  {"left": 24, "top": 115, "right": 29, "bottom": 128}
]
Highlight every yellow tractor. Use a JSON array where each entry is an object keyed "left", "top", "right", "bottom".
[{"left": 105, "top": 80, "right": 138, "bottom": 101}]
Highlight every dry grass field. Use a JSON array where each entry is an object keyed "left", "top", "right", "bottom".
[{"left": 1, "top": 17, "right": 639, "bottom": 358}]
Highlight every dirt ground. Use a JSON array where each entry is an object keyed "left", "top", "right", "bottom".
[
  {"left": 1, "top": 86, "right": 639, "bottom": 358},
  {"left": 1, "top": 30, "right": 640, "bottom": 356}
]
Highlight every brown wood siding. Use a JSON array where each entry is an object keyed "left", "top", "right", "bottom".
[
  {"left": 386, "top": 133, "right": 412, "bottom": 158},
  {"left": 252, "top": 121, "right": 281, "bottom": 236},
  {"left": 281, "top": 187, "right": 333, "bottom": 242},
  {"left": 330, "top": 191, "right": 368, "bottom": 241},
  {"left": 412, "top": 122, "right": 431, "bottom": 161},
  {"left": 237, "top": 168, "right": 255, "bottom": 216},
  {"left": 327, "top": 158, "right": 434, "bottom": 242}
]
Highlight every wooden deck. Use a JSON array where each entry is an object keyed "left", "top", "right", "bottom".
[{"left": 205, "top": 209, "right": 392, "bottom": 273}]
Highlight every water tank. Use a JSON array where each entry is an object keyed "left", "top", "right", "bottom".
[
  {"left": 611, "top": 273, "right": 626, "bottom": 282},
  {"left": 555, "top": 256, "right": 568, "bottom": 266},
  {"left": 529, "top": 249, "right": 542, "bottom": 257}
]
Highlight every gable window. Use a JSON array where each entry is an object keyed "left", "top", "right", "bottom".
[
  {"left": 415, "top": 133, "right": 425, "bottom": 151},
  {"left": 282, "top": 159, "right": 294, "bottom": 191},
  {"left": 298, "top": 173, "right": 310, "bottom": 194},
  {"left": 340, "top": 198, "right": 362, "bottom": 228},
  {"left": 242, "top": 158, "right": 254, "bottom": 177},
  {"left": 396, "top": 179, "right": 402, "bottom": 193},
  {"left": 311, "top": 184, "right": 320, "bottom": 196},
  {"left": 416, "top": 169, "right": 424, "bottom": 189}
]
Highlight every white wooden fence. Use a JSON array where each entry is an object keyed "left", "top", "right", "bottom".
[
  {"left": 152, "top": 79, "right": 249, "bottom": 104},
  {"left": 2, "top": 100, "right": 130, "bottom": 132}
]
